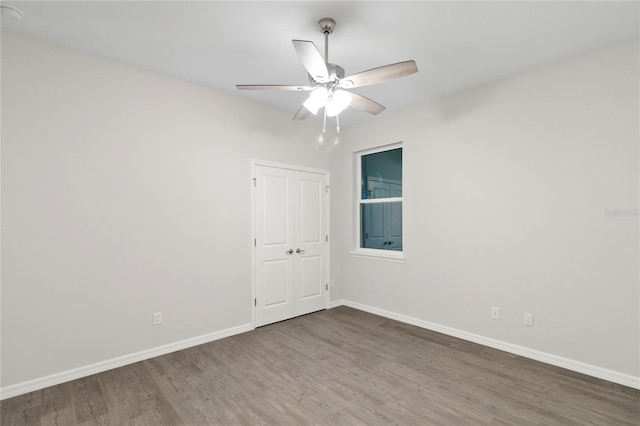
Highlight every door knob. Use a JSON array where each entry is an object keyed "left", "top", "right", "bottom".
[
  {"left": 296, "top": 248, "right": 305, "bottom": 254},
  {"left": 286, "top": 249, "right": 294, "bottom": 255}
]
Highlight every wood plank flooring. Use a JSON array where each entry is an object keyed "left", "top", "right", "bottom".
[{"left": 2, "top": 306, "right": 639, "bottom": 425}]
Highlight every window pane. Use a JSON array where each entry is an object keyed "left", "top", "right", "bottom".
[
  {"left": 360, "top": 202, "right": 402, "bottom": 251},
  {"left": 361, "top": 148, "right": 402, "bottom": 199}
]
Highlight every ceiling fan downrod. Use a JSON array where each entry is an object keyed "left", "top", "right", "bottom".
[{"left": 318, "top": 18, "right": 335, "bottom": 64}]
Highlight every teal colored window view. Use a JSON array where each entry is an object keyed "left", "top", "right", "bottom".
[
  {"left": 360, "top": 148, "right": 402, "bottom": 251},
  {"left": 361, "top": 148, "right": 402, "bottom": 199}
]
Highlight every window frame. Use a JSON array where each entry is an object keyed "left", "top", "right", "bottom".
[{"left": 349, "top": 142, "right": 405, "bottom": 263}]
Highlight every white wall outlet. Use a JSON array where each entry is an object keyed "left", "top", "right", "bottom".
[
  {"left": 491, "top": 306, "right": 500, "bottom": 320},
  {"left": 524, "top": 312, "right": 534, "bottom": 326},
  {"left": 153, "top": 312, "right": 162, "bottom": 326}
]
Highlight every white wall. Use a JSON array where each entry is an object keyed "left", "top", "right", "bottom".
[
  {"left": 2, "top": 29, "right": 638, "bottom": 394},
  {"left": 0, "top": 30, "right": 335, "bottom": 390},
  {"left": 337, "top": 40, "right": 639, "bottom": 382}
]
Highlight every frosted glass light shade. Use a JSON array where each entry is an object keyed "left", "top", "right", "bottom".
[
  {"left": 303, "top": 87, "right": 352, "bottom": 117},
  {"left": 303, "top": 87, "right": 328, "bottom": 115},
  {"left": 326, "top": 90, "right": 352, "bottom": 117}
]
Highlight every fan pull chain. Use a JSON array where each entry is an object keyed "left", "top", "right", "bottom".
[
  {"left": 322, "top": 107, "right": 327, "bottom": 134},
  {"left": 336, "top": 114, "right": 340, "bottom": 133}
]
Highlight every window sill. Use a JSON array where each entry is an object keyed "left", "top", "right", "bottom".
[{"left": 348, "top": 249, "right": 406, "bottom": 263}]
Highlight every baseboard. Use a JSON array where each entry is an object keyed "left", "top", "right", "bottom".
[
  {"left": 0, "top": 322, "right": 253, "bottom": 400},
  {"left": 342, "top": 300, "right": 640, "bottom": 390},
  {"left": 4, "top": 302, "right": 638, "bottom": 399},
  {"left": 329, "top": 299, "right": 345, "bottom": 309}
]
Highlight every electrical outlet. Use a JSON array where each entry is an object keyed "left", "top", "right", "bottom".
[
  {"left": 153, "top": 312, "right": 162, "bottom": 326},
  {"left": 491, "top": 306, "right": 500, "bottom": 320},
  {"left": 524, "top": 312, "right": 534, "bottom": 326}
]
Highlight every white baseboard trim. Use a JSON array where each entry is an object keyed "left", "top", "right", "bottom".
[
  {"left": 329, "top": 299, "right": 345, "bottom": 309},
  {"left": 342, "top": 300, "right": 640, "bottom": 390},
  {"left": 4, "top": 301, "right": 638, "bottom": 399},
  {"left": 0, "top": 323, "right": 253, "bottom": 400}
]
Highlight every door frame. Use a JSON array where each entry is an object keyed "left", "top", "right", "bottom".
[{"left": 250, "top": 159, "right": 330, "bottom": 329}]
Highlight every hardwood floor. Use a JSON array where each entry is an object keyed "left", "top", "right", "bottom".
[{"left": 2, "top": 306, "right": 639, "bottom": 425}]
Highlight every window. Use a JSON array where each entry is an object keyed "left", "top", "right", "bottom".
[{"left": 352, "top": 144, "right": 404, "bottom": 261}]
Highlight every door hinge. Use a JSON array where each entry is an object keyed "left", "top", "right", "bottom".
[
  {"left": 253, "top": 177, "right": 256, "bottom": 187},
  {"left": 254, "top": 238, "right": 256, "bottom": 247},
  {"left": 254, "top": 298, "right": 257, "bottom": 306},
  {"left": 325, "top": 185, "right": 330, "bottom": 193},
  {"left": 326, "top": 283, "right": 328, "bottom": 291},
  {"left": 325, "top": 235, "right": 328, "bottom": 242}
]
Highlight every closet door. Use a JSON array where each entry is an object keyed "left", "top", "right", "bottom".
[
  {"left": 254, "top": 166, "right": 295, "bottom": 327},
  {"left": 294, "top": 171, "right": 326, "bottom": 316},
  {"left": 254, "top": 165, "right": 327, "bottom": 327}
]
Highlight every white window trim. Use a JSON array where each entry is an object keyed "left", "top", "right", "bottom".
[
  {"left": 360, "top": 197, "right": 403, "bottom": 204},
  {"left": 348, "top": 248, "right": 406, "bottom": 263},
  {"left": 350, "top": 142, "right": 405, "bottom": 263}
]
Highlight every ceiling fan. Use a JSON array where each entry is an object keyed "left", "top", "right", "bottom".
[{"left": 236, "top": 18, "right": 418, "bottom": 127}]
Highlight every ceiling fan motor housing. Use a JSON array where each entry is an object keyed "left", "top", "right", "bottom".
[
  {"left": 308, "top": 63, "right": 344, "bottom": 86},
  {"left": 328, "top": 64, "right": 345, "bottom": 81}
]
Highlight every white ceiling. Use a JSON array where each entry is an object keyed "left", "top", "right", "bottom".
[{"left": 1, "top": 1, "right": 638, "bottom": 126}]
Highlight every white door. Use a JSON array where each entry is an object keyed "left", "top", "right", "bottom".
[
  {"left": 254, "top": 165, "right": 327, "bottom": 327},
  {"left": 254, "top": 166, "right": 295, "bottom": 326},
  {"left": 294, "top": 171, "right": 326, "bottom": 316}
]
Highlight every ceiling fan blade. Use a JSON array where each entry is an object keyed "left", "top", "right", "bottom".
[
  {"left": 349, "top": 93, "right": 386, "bottom": 115},
  {"left": 292, "top": 40, "right": 329, "bottom": 82},
  {"left": 292, "top": 105, "right": 311, "bottom": 121},
  {"left": 236, "top": 84, "right": 313, "bottom": 91},
  {"left": 340, "top": 60, "right": 418, "bottom": 88}
]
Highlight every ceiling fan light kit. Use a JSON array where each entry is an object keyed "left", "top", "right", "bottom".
[{"left": 237, "top": 17, "right": 418, "bottom": 132}]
